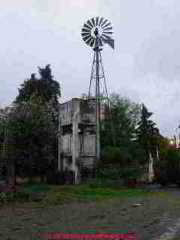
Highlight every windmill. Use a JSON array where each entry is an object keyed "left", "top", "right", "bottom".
[{"left": 81, "top": 17, "right": 114, "bottom": 162}]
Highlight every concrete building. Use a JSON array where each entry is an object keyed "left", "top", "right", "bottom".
[{"left": 58, "top": 98, "right": 97, "bottom": 184}]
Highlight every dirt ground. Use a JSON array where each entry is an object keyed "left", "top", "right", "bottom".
[{"left": 1, "top": 188, "right": 180, "bottom": 240}]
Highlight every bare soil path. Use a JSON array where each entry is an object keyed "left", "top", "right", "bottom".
[{"left": 1, "top": 188, "right": 180, "bottom": 240}]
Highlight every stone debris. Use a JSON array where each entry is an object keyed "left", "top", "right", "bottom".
[{"left": 132, "top": 203, "right": 142, "bottom": 207}]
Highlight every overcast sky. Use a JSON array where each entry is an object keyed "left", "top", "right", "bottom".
[{"left": 1, "top": 0, "right": 180, "bottom": 137}]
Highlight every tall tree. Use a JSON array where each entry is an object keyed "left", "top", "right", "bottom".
[
  {"left": 101, "top": 93, "right": 141, "bottom": 148},
  {"left": 100, "top": 94, "right": 144, "bottom": 167},
  {"left": 0, "top": 108, "right": 8, "bottom": 180},
  {"left": 6, "top": 97, "right": 58, "bottom": 181},
  {"left": 15, "top": 65, "right": 61, "bottom": 105},
  {"left": 4, "top": 65, "right": 61, "bottom": 183},
  {"left": 136, "top": 104, "right": 159, "bottom": 157},
  {"left": 136, "top": 104, "right": 160, "bottom": 182}
]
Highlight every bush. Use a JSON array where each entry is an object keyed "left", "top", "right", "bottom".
[
  {"left": 95, "top": 165, "right": 143, "bottom": 187},
  {"left": 0, "top": 192, "right": 8, "bottom": 204},
  {"left": 46, "top": 170, "right": 57, "bottom": 184},
  {"left": 55, "top": 171, "right": 66, "bottom": 185},
  {"left": 0, "top": 191, "right": 25, "bottom": 204},
  {"left": 46, "top": 171, "right": 67, "bottom": 185},
  {"left": 88, "top": 178, "right": 124, "bottom": 188},
  {"left": 14, "top": 191, "right": 30, "bottom": 202},
  {"left": 101, "top": 146, "right": 131, "bottom": 166},
  {"left": 155, "top": 148, "right": 180, "bottom": 185},
  {"left": 0, "top": 190, "right": 31, "bottom": 204}
]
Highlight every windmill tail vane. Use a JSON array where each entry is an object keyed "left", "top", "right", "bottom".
[{"left": 102, "top": 36, "right": 114, "bottom": 49}]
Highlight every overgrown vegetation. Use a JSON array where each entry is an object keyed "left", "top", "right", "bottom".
[
  {"left": 0, "top": 63, "right": 180, "bottom": 194},
  {"left": 0, "top": 65, "right": 60, "bottom": 183},
  {"left": 0, "top": 183, "right": 152, "bottom": 206},
  {"left": 155, "top": 146, "right": 180, "bottom": 185}
]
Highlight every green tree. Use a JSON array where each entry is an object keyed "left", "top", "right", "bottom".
[
  {"left": 6, "top": 97, "right": 57, "bottom": 181},
  {"left": 0, "top": 108, "right": 7, "bottom": 179},
  {"left": 136, "top": 104, "right": 159, "bottom": 161},
  {"left": 155, "top": 146, "right": 180, "bottom": 185},
  {"left": 3, "top": 65, "right": 61, "bottom": 183},
  {"left": 101, "top": 93, "right": 141, "bottom": 148},
  {"left": 100, "top": 94, "right": 145, "bottom": 167},
  {"left": 15, "top": 64, "right": 61, "bottom": 105}
]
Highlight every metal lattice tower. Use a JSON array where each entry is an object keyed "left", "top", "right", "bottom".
[{"left": 81, "top": 17, "right": 114, "bottom": 162}]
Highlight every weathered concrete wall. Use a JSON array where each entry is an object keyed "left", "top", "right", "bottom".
[{"left": 58, "top": 98, "right": 96, "bottom": 184}]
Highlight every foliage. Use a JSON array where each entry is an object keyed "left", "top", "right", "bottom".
[
  {"left": 3, "top": 100, "right": 58, "bottom": 181},
  {"left": 100, "top": 144, "right": 146, "bottom": 167},
  {"left": 0, "top": 192, "right": 8, "bottom": 203},
  {"left": 96, "top": 165, "right": 143, "bottom": 182},
  {"left": 0, "top": 65, "right": 60, "bottom": 182},
  {"left": 0, "top": 191, "right": 30, "bottom": 204},
  {"left": 42, "top": 185, "right": 150, "bottom": 205},
  {"left": 0, "top": 183, "right": 150, "bottom": 205},
  {"left": 15, "top": 65, "right": 61, "bottom": 105},
  {"left": 5, "top": 98, "right": 58, "bottom": 179},
  {"left": 22, "top": 183, "right": 51, "bottom": 194},
  {"left": 0, "top": 183, "right": 51, "bottom": 205},
  {"left": 155, "top": 147, "right": 180, "bottom": 185},
  {"left": 101, "top": 94, "right": 141, "bottom": 148},
  {"left": 88, "top": 178, "right": 124, "bottom": 188},
  {"left": 101, "top": 146, "right": 130, "bottom": 166},
  {"left": 136, "top": 104, "right": 160, "bottom": 160},
  {"left": 100, "top": 94, "right": 146, "bottom": 168}
]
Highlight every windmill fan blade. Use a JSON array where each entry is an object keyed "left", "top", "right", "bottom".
[
  {"left": 101, "top": 36, "right": 106, "bottom": 41},
  {"left": 84, "top": 23, "right": 92, "bottom": 30},
  {"left": 102, "top": 34, "right": 112, "bottom": 41},
  {"left": 83, "top": 35, "right": 92, "bottom": 42},
  {"left": 103, "top": 27, "right": 113, "bottom": 31},
  {"left": 99, "top": 17, "right": 104, "bottom": 26},
  {"left": 103, "top": 22, "right": 111, "bottom": 29},
  {"left": 81, "top": 32, "right": 91, "bottom": 38},
  {"left": 90, "top": 39, "right": 95, "bottom": 47},
  {"left": 102, "top": 33, "right": 108, "bottom": 38},
  {"left": 81, "top": 30, "right": 90, "bottom": 35},
  {"left": 82, "top": 28, "right": 91, "bottom": 33},
  {"left": 91, "top": 18, "right": 96, "bottom": 27},
  {"left": 82, "top": 28, "right": 90, "bottom": 33},
  {"left": 96, "top": 17, "right": 99, "bottom": 26},
  {"left": 103, "top": 32, "right": 113, "bottom": 35},
  {"left": 101, "top": 19, "right": 108, "bottom": 27},
  {"left": 86, "top": 37, "right": 93, "bottom": 46},
  {"left": 87, "top": 20, "right": 93, "bottom": 28},
  {"left": 82, "top": 17, "right": 113, "bottom": 49}
]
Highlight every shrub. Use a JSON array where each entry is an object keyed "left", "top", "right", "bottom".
[
  {"left": 101, "top": 146, "right": 130, "bottom": 166},
  {"left": 155, "top": 148, "right": 180, "bottom": 185},
  {"left": 0, "top": 192, "right": 8, "bottom": 204},
  {"left": 88, "top": 178, "right": 124, "bottom": 188},
  {"left": 0, "top": 192, "right": 16, "bottom": 204},
  {"left": 0, "top": 190, "right": 31, "bottom": 204},
  {"left": 14, "top": 191, "right": 30, "bottom": 202},
  {"left": 96, "top": 165, "right": 143, "bottom": 187}
]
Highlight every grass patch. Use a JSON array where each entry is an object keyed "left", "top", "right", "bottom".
[
  {"left": 22, "top": 183, "right": 51, "bottom": 194},
  {"left": 42, "top": 185, "right": 151, "bottom": 205},
  {"left": 7, "top": 183, "right": 164, "bottom": 206}
]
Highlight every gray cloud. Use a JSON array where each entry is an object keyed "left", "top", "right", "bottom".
[{"left": 1, "top": 0, "right": 180, "bottom": 137}]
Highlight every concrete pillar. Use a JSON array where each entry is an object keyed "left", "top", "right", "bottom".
[
  {"left": 58, "top": 111, "right": 62, "bottom": 171},
  {"left": 72, "top": 110, "right": 80, "bottom": 184},
  {"left": 148, "top": 151, "right": 154, "bottom": 183}
]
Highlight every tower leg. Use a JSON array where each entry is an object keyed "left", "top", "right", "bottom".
[{"left": 95, "top": 49, "right": 101, "bottom": 163}]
